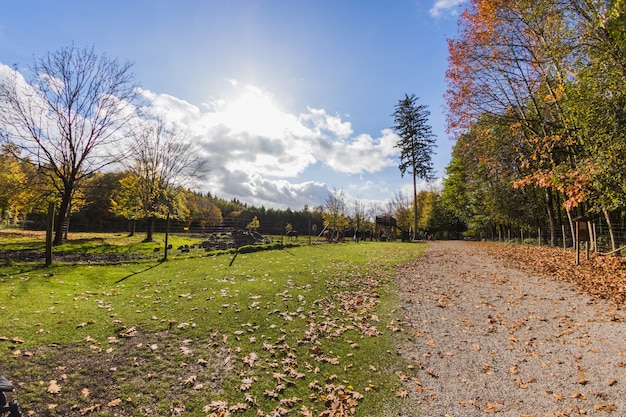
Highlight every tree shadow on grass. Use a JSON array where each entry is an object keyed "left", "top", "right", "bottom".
[{"left": 115, "top": 262, "right": 162, "bottom": 283}]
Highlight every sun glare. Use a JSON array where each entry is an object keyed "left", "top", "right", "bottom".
[{"left": 224, "top": 91, "right": 291, "bottom": 138}]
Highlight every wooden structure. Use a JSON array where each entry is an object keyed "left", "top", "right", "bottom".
[
  {"left": 375, "top": 215, "right": 398, "bottom": 241},
  {"left": 574, "top": 215, "right": 591, "bottom": 265}
]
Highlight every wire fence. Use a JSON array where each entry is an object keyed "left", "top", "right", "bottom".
[{"left": 478, "top": 222, "right": 626, "bottom": 255}]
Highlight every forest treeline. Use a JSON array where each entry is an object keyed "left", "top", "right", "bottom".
[
  {"left": 0, "top": 154, "right": 324, "bottom": 237},
  {"left": 441, "top": 0, "right": 626, "bottom": 251},
  {"left": 0, "top": 148, "right": 459, "bottom": 241}
]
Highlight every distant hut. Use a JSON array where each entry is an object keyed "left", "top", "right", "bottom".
[{"left": 375, "top": 215, "right": 398, "bottom": 241}]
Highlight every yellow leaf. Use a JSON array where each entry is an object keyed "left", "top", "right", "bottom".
[{"left": 81, "top": 388, "right": 90, "bottom": 398}]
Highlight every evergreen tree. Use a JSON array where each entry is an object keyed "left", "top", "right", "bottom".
[{"left": 392, "top": 94, "right": 436, "bottom": 239}]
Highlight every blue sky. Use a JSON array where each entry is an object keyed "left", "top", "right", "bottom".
[{"left": 0, "top": 0, "right": 466, "bottom": 210}]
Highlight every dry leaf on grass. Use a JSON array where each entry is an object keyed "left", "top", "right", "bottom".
[
  {"left": 47, "top": 380, "right": 61, "bottom": 394},
  {"left": 396, "top": 390, "right": 408, "bottom": 398},
  {"left": 107, "top": 398, "right": 122, "bottom": 407},
  {"left": 79, "top": 403, "right": 101, "bottom": 415}
]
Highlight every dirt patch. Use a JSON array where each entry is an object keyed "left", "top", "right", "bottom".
[
  {"left": 6, "top": 329, "right": 232, "bottom": 416},
  {"left": 397, "top": 240, "right": 626, "bottom": 416}
]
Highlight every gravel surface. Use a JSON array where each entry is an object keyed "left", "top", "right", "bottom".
[{"left": 396, "top": 240, "right": 626, "bottom": 416}]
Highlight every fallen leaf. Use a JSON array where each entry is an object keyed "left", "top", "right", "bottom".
[
  {"left": 81, "top": 388, "right": 90, "bottom": 398},
  {"left": 47, "top": 380, "right": 61, "bottom": 394},
  {"left": 482, "top": 402, "right": 502, "bottom": 413},
  {"left": 79, "top": 404, "right": 101, "bottom": 415},
  {"left": 182, "top": 375, "right": 197, "bottom": 386},
  {"left": 107, "top": 398, "right": 122, "bottom": 407},
  {"left": 594, "top": 404, "right": 617, "bottom": 412},
  {"left": 396, "top": 390, "right": 408, "bottom": 398}
]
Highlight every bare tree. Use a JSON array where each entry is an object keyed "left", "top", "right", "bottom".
[
  {"left": 351, "top": 198, "right": 371, "bottom": 243},
  {"left": 322, "top": 188, "right": 349, "bottom": 241},
  {"left": 115, "top": 116, "right": 207, "bottom": 244},
  {"left": 0, "top": 45, "right": 138, "bottom": 245}
]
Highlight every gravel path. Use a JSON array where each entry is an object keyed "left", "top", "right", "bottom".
[{"left": 396, "top": 240, "right": 626, "bottom": 416}]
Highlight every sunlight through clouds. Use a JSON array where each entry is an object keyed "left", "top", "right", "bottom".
[{"left": 137, "top": 81, "right": 400, "bottom": 208}]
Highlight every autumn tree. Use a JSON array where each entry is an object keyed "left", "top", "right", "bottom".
[
  {"left": 114, "top": 117, "right": 205, "bottom": 242},
  {"left": 322, "top": 189, "right": 349, "bottom": 241},
  {"left": 185, "top": 191, "right": 223, "bottom": 231},
  {"left": 79, "top": 171, "right": 127, "bottom": 231},
  {"left": 392, "top": 94, "right": 436, "bottom": 240},
  {"left": 247, "top": 216, "right": 261, "bottom": 232},
  {"left": 445, "top": 0, "right": 591, "bottom": 245},
  {"left": 0, "top": 146, "right": 34, "bottom": 225},
  {"left": 390, "top": 192, "right": 413, "bottom": 238},
  {"left": 351, "top": 198, "right": 369, "bottom": 242},
  {"left": 0, "top": 45, "right": 138, "bottom": 245}
]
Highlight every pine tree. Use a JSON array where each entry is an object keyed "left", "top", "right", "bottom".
[{"left": 392, "top": 94, "right": 436, "bottom": 240}]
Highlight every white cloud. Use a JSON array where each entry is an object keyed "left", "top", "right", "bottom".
[
  {"left": 429, "top": 0, "right": 466, "bottom": 17},
  {"left": 1, "top": 63, "right": 404, "bottom": 209},
  {"left": 320, "top": 129, "right": 398, "bottom": 174},
  {"left": 136, "top": 82, "right": 401, "bottom": 208}
]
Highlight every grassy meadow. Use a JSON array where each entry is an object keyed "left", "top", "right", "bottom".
[{"left": 0, "top": 231, "right": 428, "bottom": 416}]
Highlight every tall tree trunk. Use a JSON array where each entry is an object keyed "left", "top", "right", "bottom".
[
  {"left": 412, "top": 166, "right": 418, "bottom": 241},
  {"left": 163, "top": 212, "right": 170, "bottom": 262},
  {"left": 53, "top": 187, "right": 73, "bottom": 246},
  {"left": 566, "top": 209, "right": 575, "bottom": 249},
  {"left": 602, "top": 207, "right": 616, "bottom": 252},
  {"left": 545, "top": 189, "right": 556, "bottom": 247}
]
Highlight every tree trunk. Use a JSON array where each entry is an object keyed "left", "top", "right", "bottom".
[
  {"left": 602, "top": 207, "right": 616, "bottom": 252},
  {"left": 545, "top": 189, "right": 556, "bottom": 247},
  {"left": 412, "top": 170, "right": 418, "bottom": 241},
  {"left": 53, "top": 187, "right": 73, "bottom": 246},
  {"left": 128, "top": 218, "right": 136, "bottom": 237},
  {"left": 566, "top": 209, "right": 576, "bottom": 249},
  {"left": 144, "top": 217, "right": 155, "bottom": 242},
  {"left": 163, "top": 212, "right": 170, "bottom": 262}
]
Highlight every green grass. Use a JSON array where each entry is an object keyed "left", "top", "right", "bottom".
[{"left": 0, "top": 233, "right": 428, "bottom": 416}]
